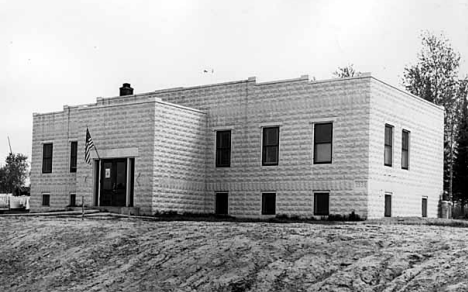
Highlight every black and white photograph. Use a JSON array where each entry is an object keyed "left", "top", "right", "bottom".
[{"left": 1, "top": 0, "right": 468, "bottom": 291}]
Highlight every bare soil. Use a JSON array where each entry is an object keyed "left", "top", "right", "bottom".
[{"left": 1, "top": 216, "right": 468, "bottom": 292}]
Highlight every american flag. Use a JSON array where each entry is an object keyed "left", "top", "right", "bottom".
[{"left": 85, "top": 128, "right": 95, "bottom": 164}]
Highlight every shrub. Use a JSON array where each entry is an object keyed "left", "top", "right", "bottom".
[
  {"left": 327, "top": 211, "right": 363, "bottom": 222},
  {"left": 275, "top": 214, "right": 289, "bottom": 220}
]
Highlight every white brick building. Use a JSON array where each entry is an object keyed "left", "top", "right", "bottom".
[{"left": 30, "top": 74, "right": 444, "bottom": 218}]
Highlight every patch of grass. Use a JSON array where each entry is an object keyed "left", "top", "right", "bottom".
[
  {"left": 425, "top": 219, "right": 468, "bottom": 228},
  {"left": 152, "top": 211, "right": 292, "bottom": 223},
  {"left": 152, "top": 211, "right": 237, "bottom": 222},
  {"left": 269, "top": 214, "right": 317, "bottom": 223},
  {"left": 150, "top": 211, "right": 366, "bottom": 224}
]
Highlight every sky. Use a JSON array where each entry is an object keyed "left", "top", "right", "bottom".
[{"left": 1, "top": 0, "right": 468, "bottom": 166}]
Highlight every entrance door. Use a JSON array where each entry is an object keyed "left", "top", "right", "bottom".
[
  {"left": 422, "top": 198, "right": 428, "bottom": 217},
  {"left": 100, "top": 159, "right": 127, "bottom": 206},
  {"left": 384, "top": 194, "right": 392, "bottom": 217},
  {"left": 215, "top": 193, "right": 229, "bottom": 215}
]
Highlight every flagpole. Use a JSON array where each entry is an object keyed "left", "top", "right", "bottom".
[
  {"left": 85, "top": 125, "right": 100, "bottom": 162},
  {"left": 93, "top": 140, "right": 101, "bottom": 160}
]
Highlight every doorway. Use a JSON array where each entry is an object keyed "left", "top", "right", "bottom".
[
  {"left": 100, "top": 159, "right": 127, "bottom": 206},
  {"left": 384, "top": 194, "right": 392, "bottom": 217}
]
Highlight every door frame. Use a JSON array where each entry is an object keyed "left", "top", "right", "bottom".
[
  {"left": 95, "top": 157, "right": 134, "bottom": 207},
  {"left": 100, "top": 158, "right": 127, "bottom": 207}
]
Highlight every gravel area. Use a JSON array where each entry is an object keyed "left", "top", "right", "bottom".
[{"left": 1, "top": 216, "right": 468, "bottom": 291}]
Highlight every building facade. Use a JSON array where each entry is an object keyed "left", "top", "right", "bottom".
[{"left": 30, "top": 74, "right": 444, "bottom": 218}]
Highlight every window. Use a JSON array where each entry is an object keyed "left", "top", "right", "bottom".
[
  {"left": 262, "top": 193, "right": 276, "bottom": 215},
  {"left": 70, "top": 194, "right": 76, "bottom": 207},
  {"left": 422, "top": 197, "right": 428, "bottom": 218},
  {"left": 215, "top": 193, "right": 229, "bottom": 215},
  {"left": 70, "top": 141, "right": 78, "bottom": 173},
  {"left": 314, "top": 123, "right": 333, "bottom": 164},
  {"left": 216, "top": 131, "right": 231, "bottom": 167},
  {"left": 314, "top": 193, "right": 329, "bottom": 215},
  {"left": 402, "top": 130, "right": 409, "bottom": 170},
  {"left": 384, "top": 125, "right": 393, "bottom": 166},
  {"left": 262, "top": 127, "right": 279, "bottom": 166},
  {"left": 384, "top": 194, "right": 392, "bottom": 217},
  {"left": 42, "top": 143, "right": 53, "bottom": 173},
  {"left": 42, "top": 194, "right": 50, "bottom": 206}
]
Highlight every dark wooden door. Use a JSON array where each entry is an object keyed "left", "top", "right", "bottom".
[
  {"left": 422, "top": 198, "right": 427, "bottom": 217},
  {"left": 215, "top": 193, "right": 229, "bottom": 215},
  {"left": 384, "top": 194, "right": 392, "bottom": 217},
  {"left": 100, "top": 159, "right": 127, "bottom": 207}
]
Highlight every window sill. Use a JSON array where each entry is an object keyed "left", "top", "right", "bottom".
[{"left": 262, "top": 163, "right": 279, "bottom": 167}]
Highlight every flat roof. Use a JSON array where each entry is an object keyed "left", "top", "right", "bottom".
[{"left": 33, "top": 73, "right": 444, "bottom": 116}]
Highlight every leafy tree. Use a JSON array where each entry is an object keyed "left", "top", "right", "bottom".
[
  {"left": 453, "top": 88, "right": 468, "bottom": 215},
  {"left": 403, "top": 32, "right": 460, "bottom": 105},
  {"left": 402, "top": 31, "right": 464, "bottom": 198},
  {"left": 0, "top": 153, "right": 29, "bottom": 194},
  {"left": 333, "top": 64, "right": 360, "bottom": 78}
]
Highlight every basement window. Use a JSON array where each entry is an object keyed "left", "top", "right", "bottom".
[
  {"left": 262, "top": 193, "right": 276, "bottom": 215},
  {"left": 422, "top": 197, "right": 428, "bottom": 218},
  {"left": 69, "top": 194, "right": 76, "bottom": 207},
  {"left": 42, "top": 194, "right": 50, "bottom": 206},
  {"left": 314, "top": 193, "right": 329, "bottom": 215},
  {"left": 215, "top": 192, "right": 229, "bottom": 215}
]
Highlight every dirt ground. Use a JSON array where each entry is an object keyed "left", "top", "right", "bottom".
[{"left": 1, "top": 216, "right": 468, "bottom": 292}]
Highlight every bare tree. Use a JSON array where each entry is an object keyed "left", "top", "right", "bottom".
[{"left": 333, "top": 64, "right": 360, "bottom": 78}]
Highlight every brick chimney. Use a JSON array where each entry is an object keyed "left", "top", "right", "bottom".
[{"left": 119, "top": 83, "right": 133, "bottom": 96}]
